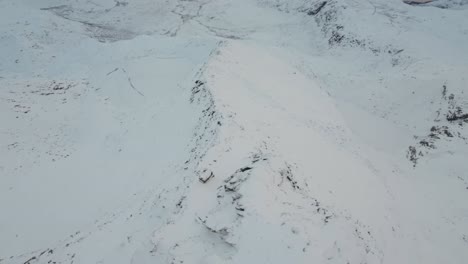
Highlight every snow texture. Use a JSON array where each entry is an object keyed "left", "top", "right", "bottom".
[{"left": 1, "top": 0, "right": 468, "bottom": 263}]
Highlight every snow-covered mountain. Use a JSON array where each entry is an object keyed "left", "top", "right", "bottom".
[{"left": 1, "top": 0, "right": 467, "bottom": 263}]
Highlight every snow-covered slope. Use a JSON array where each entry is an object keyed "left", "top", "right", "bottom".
[{"left": 1, "top": 0, "right": 467, "bottom": 263}]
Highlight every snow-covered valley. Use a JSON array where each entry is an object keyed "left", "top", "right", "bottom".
[{"left": 1, "top": 0, "right": 468, "bottom": 263}]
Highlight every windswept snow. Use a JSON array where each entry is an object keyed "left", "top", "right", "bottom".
[{"left": 1, "top": 0, "right": 468, "bottom": 263}]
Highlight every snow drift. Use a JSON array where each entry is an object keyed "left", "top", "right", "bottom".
[{"left": 1, "top": 0, "right": 468, "bottom": 263}]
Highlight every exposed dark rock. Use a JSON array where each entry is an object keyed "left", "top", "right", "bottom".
[
  {"left": 307, "top": 1, "right": 327, "bottom": 16},
  {"left": 407, "top": 84, "right": 467, "bottom": 166}
]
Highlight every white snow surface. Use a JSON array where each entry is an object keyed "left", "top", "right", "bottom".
[{"left": 1, "top": 0, "right": 468, "bottom": 263}]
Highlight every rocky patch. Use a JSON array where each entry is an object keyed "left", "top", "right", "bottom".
[{"left": 407, "top": 84, "right": 468, "bottom": 166}]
